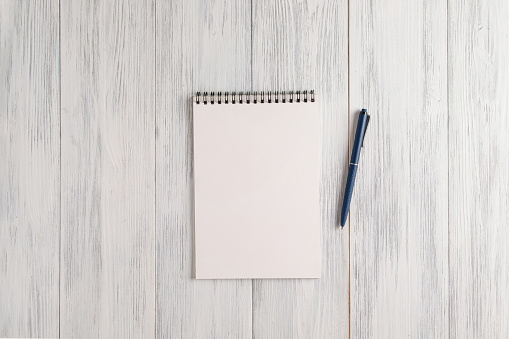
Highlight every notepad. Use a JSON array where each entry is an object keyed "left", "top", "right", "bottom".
[{"left": 193, "top": 91, "right": 320, "bottom": 279}]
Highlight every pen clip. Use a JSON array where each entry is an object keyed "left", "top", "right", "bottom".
[{"left": 361, "top": 111, "right": 370, "bottom": 147}]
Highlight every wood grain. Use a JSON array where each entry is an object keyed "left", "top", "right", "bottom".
[
  {"left": 59, "top": 1, "right": 155, "bottom": 337},
  {"left": 251, "top": 0, "right": 349, "bottom": 337},
  {"left": 349, "top": 0, "right": 449, "bottom": 337},
  {"left": 0, "top": 1, "right": 60, "bottom": 337},
  {"left": 155, "top": 0, "right": 252, "bottom": 338},
  {"left": 448, "top": 0, "right": 509, "bottom": 337},
  {"left": 2, "top": 0, "right": 509, "bottom": 337}
]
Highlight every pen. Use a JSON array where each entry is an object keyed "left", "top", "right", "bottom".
[{"left": 340, "top": 109, "right": 370, "bottom": 227}]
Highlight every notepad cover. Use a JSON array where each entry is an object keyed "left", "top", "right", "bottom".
[{"left": 193, "top": 98, "right": 320, "bottom": 279}]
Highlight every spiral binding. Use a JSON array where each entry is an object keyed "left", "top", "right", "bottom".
[{"left": 195, "top": 90, "right": 315, "bottom": 104}]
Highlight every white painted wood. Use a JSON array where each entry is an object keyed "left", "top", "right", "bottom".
[
  {"left": 59, "top": 1, "right": 155, "bottom": 337},
  {"left": 1, "top": 1, "right": 509, "bottom": 337},
  {"left": 251, "top": 0, "right": 349, "bottom": 337},
  {"left": 349, "top": 0, "right": 449, "bottom": 337},
  {"left": 0, "top": 1, "right": 60, "bottom": 337},
  {"left": 155, "top": 0, "right": 252, "bottom": 338},
  {"left": 449, "top": 0, "right": 509, "bottom": 337}
]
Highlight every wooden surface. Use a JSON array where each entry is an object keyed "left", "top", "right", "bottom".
[
  {"left": 155, "top": 0, "right": 252, "bottom": 338},
  {"left": 251, "top": 0, "right": 349, "bottom": 338},
  {"left": 448, "top": 0, "right": 509, "bottom": 337},
  {"left": 60, "top": 1, "right": 155, "bottom": 338},
  {"left": 0, "top": 1, "right": 60, "bottom": 337},
  {"left": 0, "top": 0, "right": 508, "bottom": 338},
  {"left": 349, "top": 0, "right": 449, "bottom": 337}
]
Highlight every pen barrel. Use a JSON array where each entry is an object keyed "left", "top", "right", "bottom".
[
  {"left": 341, "top": 164, "right": 358, "bottom": 226},
  {"left": 350, "top": 113, "right": 368, "bottom": 164}
]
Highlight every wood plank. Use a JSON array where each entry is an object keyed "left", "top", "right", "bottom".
[
  {"left": 349, "top": 0, "right": 449, "bottom": 337},
  {"left": 59, "top": 1, "right": 155, "bottom": 337},
  {"left": 0, "top": 1, "right": 60, "bottom": 337},
  {"left": 251, "top": 0, "right": 349, "bottom": 337},
  {"left": 155, "top": 0, "right": 252, "bottom": 338},
  {"left": 448, "top": 0, "right": 509, "bottom": 337}
]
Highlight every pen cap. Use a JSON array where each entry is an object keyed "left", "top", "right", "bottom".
[{"left": 351, "top": 111, "right": 369, "bottom": 164}]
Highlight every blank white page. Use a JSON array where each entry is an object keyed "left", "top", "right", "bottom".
[{"left": 193, "top": 98, "right": 320, "bottom": 279}]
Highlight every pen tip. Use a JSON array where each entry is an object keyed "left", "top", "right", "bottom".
[{"left": 361, "top": 108, "right": 367, "bottom": 113}]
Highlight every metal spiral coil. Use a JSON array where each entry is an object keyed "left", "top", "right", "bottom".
[{"left": 195, "top": 90, "right": 315, "bottom": 104}]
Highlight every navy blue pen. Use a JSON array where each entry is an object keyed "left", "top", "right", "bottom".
[{"left": 340, "top": 109, "right": 370, "bottom": 227}]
